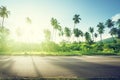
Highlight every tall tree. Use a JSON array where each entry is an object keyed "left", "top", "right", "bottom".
[
  {"left": 64, "top": 27, "right": 71, "bottom": 41},
  {"left": 105, "top": 19, "right": 115, "bottom": 41},
  {"left": 51, "top": 18, "right": 59, "bottom": 41},
  {"left": 58, "top": 25, "right": 64, "bottom": 41},
  {"left": 94, "top": 33, "right": 98, "bottom": 42},
  {"left": 73, "top": 28, "right": 80, "bottom": 42},
  {"left": 79, "top": 30, "right": 84, "bottom": 41},
  {"left": 89, "top": 27, "right": 94, "bottom": 41},
  {"left": 109, "top": 28, "right": 118, "bottom": 41},
  {"left": 105, "top": 19, "right": 114, "bottom": 28},
  {"left": 73, "top": 14, "right": 81, "bottom": 28},
  {"left": 0, "top": 6, "right": 10, "bottom": 28},
  {"left": 84, "top": 32, "right": 91, "bottom": 43},
  {"left": 97, "top": 22, "right": 105, "bottom": 42},
  {"left": 116, "top": 19, "right": 120, "bottom": 38},
  {"left": 116, "top": 19, "right": 120, "bottom": 28}
]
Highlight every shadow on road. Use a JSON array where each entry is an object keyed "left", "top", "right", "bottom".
[
  {"left": 31, "top": 56, "right": 43, "bottom": 77},
  {"left": 46, "top": 57, "right": 120, "bottom": 78},
  {"left": 0, "top": 56, "right": 15, "bottom": 78}
]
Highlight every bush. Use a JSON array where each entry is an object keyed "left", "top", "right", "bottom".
[{"left": 40, "top": 41, "right": 61, "bottom": 52}]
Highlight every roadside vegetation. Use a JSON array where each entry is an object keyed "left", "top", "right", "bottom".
[{"left": 0, "top": 6, "right": 120, "bottom": 56}]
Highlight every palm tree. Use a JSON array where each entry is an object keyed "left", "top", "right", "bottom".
[
  {"left": 0, "top": 6, "right": 10, "bottom": 28},
  {"left": 64, "top": 27, "right": 71, "bottom": 41},
  {"left": 97, "top": 22, "right": 105, "bottom": 42},
  {"left": 79, "top": 30, "right": 84, "bottom": 41},
  {"left": 109, "top": 28, "right": 118, "bottom": 39},
  {"left": 58, "top": 25, "right": 64, "bottom": 41},
  {"left": 116, "top": 19, "right": 120, "bottom": 28},
  {"left": 51, "top": 18, "right": 59, "bottom": 41},
  {"left": 73, "top": 14, "right": 81, "bottom": 28},
  {"left": 105, "top": 19, "right": 115, "bottom": 40},
  {"left": 73, "top": 28, "right": 80, "bottom": 42},
  {"left": 84, "top": 32, "right": 91, "bottom": 43},
  {"left": 116, "top": 19, "right": 120, "bottom": 38},
  {"left": 94, "top": 33, "right": 98, "bottom": 42},
  {"left": 105, "top": 19, "right": 114, "bottom": 28},
  {"left": 89, "top": 27, "right": 94, "bottom": 41}
]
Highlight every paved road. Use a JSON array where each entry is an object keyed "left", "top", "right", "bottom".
[{"left": 0, "top": 56, "right": 120, "bottom": 78}]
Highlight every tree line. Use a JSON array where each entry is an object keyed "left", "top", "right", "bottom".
[
  {"left": 1, "top": 6, "right": 120, "bottom": 54},
  {"left": 46, "top": 14, "right": 120, "bottom": 44}
]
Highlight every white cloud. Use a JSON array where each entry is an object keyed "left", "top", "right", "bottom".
[{"left": 112, "top": 13, "right": 120, "bottom": 21}]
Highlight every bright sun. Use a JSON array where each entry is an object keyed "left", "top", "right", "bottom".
[{"left": 10, "top": 18, "right": 46, "bottom": 43}]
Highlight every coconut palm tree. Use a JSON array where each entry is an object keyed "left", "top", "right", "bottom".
[
  {"left": 116, "top": 19, "right": 120, "bottom": 38},
  {"left": 89, "top": 27, "right": 94, "bottom": 41},
  {"left": 73, "top": 28, "right": 80, "bottom": 42},
  {"left": 79, "top": 30, "right": 84, "bottom": 41},
  {"left": 116, "top": 19, "right": 120, "bottom": 28},
  {"left": 51, "top": 18, "right": 59, "bottom": 41},
  {"left": 105, "top": 19, "right": 114, "bottom": 28},
  {"left": 58, "top": 25, "right": 64, "bottom": 41},
  {"left": 73, "top": 14, "right": 81, "bottom": 28},
  {"left": 105, "top": 19, "right": 115, "bottom": 41},
  {"left": 0, "top": 6, "right": 10, "bottom": 28},
  {"left": 94, "top": 33, "right": 98, "bottom": 42},
  {"left": 97, "top": 22, "right": 105, "bottom": 42},
  {"left": 84, "top": 32, "right": 91, "bottom": 43},
  {"left": 64, "top": 27, "right": 71, "bottom": 42},
  {"left": 109, "top": 28, "right": 118, "bottom": 41}
]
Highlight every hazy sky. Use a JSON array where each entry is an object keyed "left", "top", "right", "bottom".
[{"left": 1, "top": 0, "right": 120, "bottom": 42}]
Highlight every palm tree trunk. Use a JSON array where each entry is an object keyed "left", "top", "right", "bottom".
[
  {"left": 77, "top": 37, "right": 79, "bottom": 42},
  {"left": 92, "top": 33, "right": 94, "bottom": 41},
  {"left": 74, "top": 23, "right": 76, "bottom": 28},
  {"left": 52, "top": 28, "right": 55, "bottom": 41},
  {"left": 2, "top": 17, "right": 5, "bottom": 28},
  {"left": 111, "top": 35, "right": 114, "bottom": 41},
  {"left": 94, "top": 38, "right": 96, "bottom": 42},
  {"left": 100, "top": 34, "right": 102, "bottom": 42}
]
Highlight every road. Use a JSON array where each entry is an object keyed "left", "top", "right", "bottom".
[{"left": 0, "top": 56, "right": 120, "bottom": 78}]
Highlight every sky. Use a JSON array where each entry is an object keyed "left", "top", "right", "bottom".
[{"left": 0, "top": 0, "right": 120, "bottom": 43}]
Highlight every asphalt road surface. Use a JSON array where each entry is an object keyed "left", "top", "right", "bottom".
[{"left": 0, "top": 56, "right": 120, "bottom": 78}]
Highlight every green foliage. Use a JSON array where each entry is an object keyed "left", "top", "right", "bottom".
[
  {"left": 84, "top": 32, "right": 92, "bottom": 43},
  {"left": 73, "top": 14, "right": 81, "bottom": 27},
  {"left": 64, "top": 27, "right": 71, "bottom": 37},
  {"left": 40, "top": 41, "right": 60, "bottom": 52},
  {"left": 0, "top": 27, "right": 10, "bottom": 53}
]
